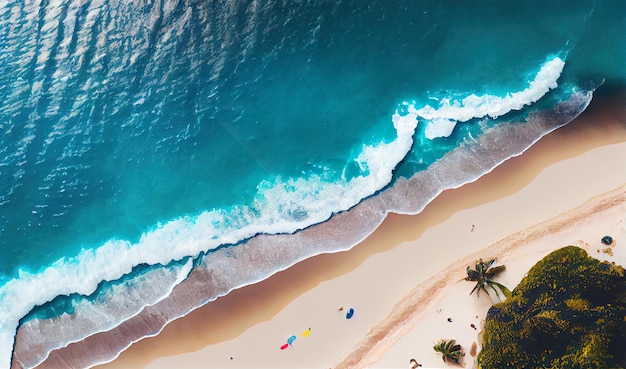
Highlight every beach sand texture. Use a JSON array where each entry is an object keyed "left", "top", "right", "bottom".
[{"left": 94, "top": 93, "right": 626, "bottom": 369}]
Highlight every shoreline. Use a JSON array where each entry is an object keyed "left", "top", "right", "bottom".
[
  {"left": 94, "top": 91, "right": 626, "bottom": 369},
  {"left": 340, "top": 183, "right": 626, "bottom": 368}
]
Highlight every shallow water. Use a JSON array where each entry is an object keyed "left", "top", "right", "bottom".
[{"left": 1, "top": 1, "right": 625, "bottom": 367}]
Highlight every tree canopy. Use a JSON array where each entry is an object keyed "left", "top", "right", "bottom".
[{"left": 478, "top": 246, "right": 626, "bottom": 369}]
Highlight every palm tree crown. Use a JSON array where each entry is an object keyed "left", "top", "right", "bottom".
[
  {"left": 433, "top": 339, "right": 464, "bottom": 364},
  {"left": 464, "top": 258, "right": 511, "bottom": 300}
]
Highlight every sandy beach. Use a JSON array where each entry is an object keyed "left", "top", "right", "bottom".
[{"left": 95, "top": 91, "right": 626, "bottom": 369}]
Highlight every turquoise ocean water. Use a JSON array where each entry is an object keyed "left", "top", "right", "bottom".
[{"left": 1, "top": 1, "right": 624, "bottom": 367}]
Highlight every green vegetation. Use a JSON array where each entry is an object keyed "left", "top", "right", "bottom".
[
  {"left": 465, "top": 258, "right": 512, "bottom": 300},
  {"left": 478, "top": 246, "right": 626, "bottom": 369},
  {"left": 433, "top": 339, "right": 464, "bottom": 365}
]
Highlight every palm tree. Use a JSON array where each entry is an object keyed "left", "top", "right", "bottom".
[
  {"left": 464, "top": 258, "right": 512, "bottom": 300},
  {"left": 433, "top": 339, "right": 464, "bottom": 364}
]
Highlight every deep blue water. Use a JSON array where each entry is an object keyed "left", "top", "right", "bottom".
[{"left": 1, "top": 0, "right": 625, "bottom": 367}]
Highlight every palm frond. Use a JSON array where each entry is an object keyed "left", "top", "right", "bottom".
[
  {"left": 488, "top": 281, "right": 503, "bottom": 298},
  {"left": 469, "top": 283, "right": 480, "bottom": 296},
  {"left": 464, "top": 258, "right": 511, "bottom": 301},
  {"left": 433, "top": 339, "right": 464, "bottom": 364},
  {"left": 489, "top": 280, "right": 512, "bottom": 299},
  {"left": 486, "top": 265, "right": 505, "bottom": 278}
]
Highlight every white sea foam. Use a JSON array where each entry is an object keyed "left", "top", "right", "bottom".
[
  {"left": 415, "top": 57, "right": 565, "bottom": 139},
  {"left": 0, "top": 107, "right": 418, "bottom": 368},
  {"left": 1, "top": 56, "right": 567, "bottom": 369},
  {"left": 16, "top": 259, "right": 193, "bottom": 369},
  {"left": 11, "top": 88, "right": 594, "bottom": 369}
]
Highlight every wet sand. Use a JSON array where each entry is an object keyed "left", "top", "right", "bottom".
[{"left": 96, "top": 91, "right": 626, "bottom": 369}]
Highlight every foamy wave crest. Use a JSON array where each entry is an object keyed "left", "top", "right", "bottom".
[
  {"left": 13, "top": 260, "right": 193, "bottom": 369},
  {"left": 14, "top": 88, "right": 594, "bottom": 369},
  {"left": 0, "top": 114, "right": 417, "bottom": 368},
  {"left": 409, "top": 57, "right": 565, "bottom": 139}
]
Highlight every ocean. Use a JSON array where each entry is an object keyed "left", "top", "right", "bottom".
[{"left": 1, "top": 0, "right": 624, "bottom": 367}]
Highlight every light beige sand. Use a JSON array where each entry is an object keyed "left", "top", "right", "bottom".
[
  {"left": 97, "top": 94, "right": 626, "bottom": 369},
  {"left": 342, "top": 184, "right": 626, "bottom": 369}
]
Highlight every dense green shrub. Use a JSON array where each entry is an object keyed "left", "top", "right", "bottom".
[{"left": 478, "top": 246, "right": 625, "bottom": 369}]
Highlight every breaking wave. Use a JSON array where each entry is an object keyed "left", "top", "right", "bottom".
[{"left": 8, "top": 59, "right": 593, "bottom": 369}]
